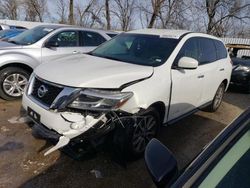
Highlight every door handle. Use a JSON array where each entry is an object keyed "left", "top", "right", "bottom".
[
  {"left": 72, "top": 51, "right": 80, "bottom": 54},
  {"left": 219, "top": 68, "right": 225, "bottom": 71},
  {"left": 197, "top": 75, "right": 204, "bottom": 79}
]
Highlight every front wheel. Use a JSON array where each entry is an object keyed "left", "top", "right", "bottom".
[
  {"left": 0, "top": 67, "right": 30, "bottom": 100},
  {"left": 113, "top": 107, "right": 161, "bottom": 160},
  {"left": 203, "top": 82, "right": 225, "bottom": 112},
  {"left": 244, "top": 84, "right": 250, "bottom": 94}
]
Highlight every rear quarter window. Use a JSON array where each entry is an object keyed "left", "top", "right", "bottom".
[
  {"left": 81, "top": 31, "right": 106, "bottom": 46},
  {"left": 214, "top": 40, "right": 228, "bottom": 60}
]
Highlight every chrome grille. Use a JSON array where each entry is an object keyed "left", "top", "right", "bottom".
[{"left": 31, "top": 77, "right": 63, "bottom": 107}]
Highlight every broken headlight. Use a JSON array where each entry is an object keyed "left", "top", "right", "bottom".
[{"left": 67, "top": 89, "right": 133, "bottom": 111}]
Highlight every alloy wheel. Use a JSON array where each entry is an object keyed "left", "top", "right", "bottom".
[
  {"left": 3, "top": 73, "right": 28, "bottom": 97},
  {"left": 213, "top": 85, "right": 224, "bottom": 110},
  {"left": 132, "top": 115, "right": 157, "bottom": 153}
]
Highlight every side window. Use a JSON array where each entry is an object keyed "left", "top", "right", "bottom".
[
  {"left": 81, "top": 31, "right": 106, "bottom": 46},
  {"left": 214, "top": 40, "right": 227, "bottom": 60},
  {"left": 198, "top": 38, "right": 217, "bottom": 65},
  {"left": 174, "top": 37, "right": 200, "bottom": 65},
  {"left": 49, "top": 30, "right": 79, "bottom": 47},
  {"left": 0, "top": 26, "right": 2, "bottom": 31}
]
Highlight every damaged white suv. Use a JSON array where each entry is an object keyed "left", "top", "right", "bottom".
[{"left": 22, "top": 29, "right": 232, "bottom": 158}]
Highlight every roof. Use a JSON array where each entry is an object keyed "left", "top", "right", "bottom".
[
  {"left": 33, "top": 24, "right": 118, "bottom": 34},
  {"left": 128, "top": 29, "right": 191, "bottom": 39},
  {"left": 35, "top": 25, "right": 64, "bottom": 29}
]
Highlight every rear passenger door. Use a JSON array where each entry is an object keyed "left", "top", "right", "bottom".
[
  {"left": 169, "top": 37, "right": 205, "bottom": 121},
  {"left": 79, "top": 31, "right": 107, "bottom": 52},
  {"left": 197, "top": 38, "right": 223, "bottom": 105},
  {"left": 41, "top": 30, "right": 81, "bottom": 63}
]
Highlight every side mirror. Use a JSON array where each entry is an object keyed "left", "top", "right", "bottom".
[
  {"left": 45, "top": 41, "right": 59, "bottom": 48},
  {"left": 178, "top": 57, "right": 198, "bottom": 69},
  {"left": 145, "top": 139, "right": 178, "bottom": 188}
]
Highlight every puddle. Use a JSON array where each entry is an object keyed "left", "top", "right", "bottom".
[{"left": 0, "top": 141, "right": 24, "bottom": 153}]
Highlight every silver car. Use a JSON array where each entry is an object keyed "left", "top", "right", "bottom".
[{"left": 0, "top": 25, "right": 117, "bottom": 100}]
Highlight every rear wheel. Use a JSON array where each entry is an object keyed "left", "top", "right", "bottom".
[
  {"left": 0, "top": 67, "right": 30, "bottom": 100},
  {"left": 204, "top": 82, "right": 225, "bottom": 112}
]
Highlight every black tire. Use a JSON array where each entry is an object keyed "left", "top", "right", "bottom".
[
  {"left": 0, "top": 67, "right": 30, "bottom": 100},
  {"left": 244, "top": 84, "right": 250, "bottom": 94},
  {"left": 113, "top": 107, "right": 161, "bottom": 160},
  {"left": 203, "top": 82, "right": 225, "bottom": 112}
]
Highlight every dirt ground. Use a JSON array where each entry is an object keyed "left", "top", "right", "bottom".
[{"left": 0, "top": 89, "right": 249, "bottom": 188}]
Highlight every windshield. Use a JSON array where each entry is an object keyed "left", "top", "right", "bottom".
[
  {"left": 91, "top": 33, "right": 178, "bottom": 66},
  {"left": 9, "top": 26, "right": 56, "bottom": 45}
]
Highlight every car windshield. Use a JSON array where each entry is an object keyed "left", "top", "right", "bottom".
[
  {"left": 90, "top": 33, "right": 179, "bottom": 66},
  {"left": 198, "top": 119, "right": 250, "bottom": 188},
  {"left": 8, "top": 26, "right": 56, "bottom": 45}
]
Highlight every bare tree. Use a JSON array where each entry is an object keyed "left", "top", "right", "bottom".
[
  {"left": 105, "top": 0, "right": 111, "bottom": 30},
  {"left": 158, "top": 0, "right": 189, "bottom": 29},
  {"left": 148, "top": 0, "right": 165, "bottom": 28},
  {"left": 57, "top": 0, "right": 68, "bottom": 24},
  {"left": 112, "top": 0, "right": 136, "bottom": 31},
  {"left": 75, "top": 0, "right": 104, "bottom": 28},
  {"left": 88, "top": 4, "right": 104, "bottom": 28},
  {"left": 0, "top": 0, "right": 19, "bottom": 20},
  {"left": 23, "top": 0, "right": 48, "bottom": 22},
  {"left": 205, "top": 0, "right": 250, "bottom": 36},
  {"left": 68, "top": 0, "right": 74, "bottom": 25},
  {"left": 75, "top": 0, "right": 94, "bottom": 26}
]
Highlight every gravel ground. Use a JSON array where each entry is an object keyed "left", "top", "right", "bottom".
[{"left": 0, "top": 90, "right": 249, "bottom": 188}]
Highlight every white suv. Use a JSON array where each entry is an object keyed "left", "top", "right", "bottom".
[{"left": 22, "top": 29, "right": 232, "bottom": 158}]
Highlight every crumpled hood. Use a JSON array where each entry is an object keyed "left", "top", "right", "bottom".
[{"left": 35, "top": 54, "right": 153, "bottom": 88}]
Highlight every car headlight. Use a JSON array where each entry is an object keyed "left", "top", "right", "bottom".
[
  {"left": 234, "top": 65, "right": 250, "bottom": 72},
  {"left": 67, "top": 89, "right": 133, "bottom": 111}
]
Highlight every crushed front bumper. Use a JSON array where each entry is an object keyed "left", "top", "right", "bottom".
[{"left": 22, "top": 93, "right": 114, "bottom": 156}]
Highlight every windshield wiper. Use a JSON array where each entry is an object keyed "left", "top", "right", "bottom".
[
  {"left": 86, "top": 51, "right": 93, "bottom": 55},
  {"left": 92, "top": 54, "right": 122, "bottom": 61}
]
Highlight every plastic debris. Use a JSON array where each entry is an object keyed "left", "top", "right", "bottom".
[
  {"left": 90, "top": 169, "right": 103, "bottom": 178},
  {"left": 8, "top": 116, "right": 31, "bottom": 124}
]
